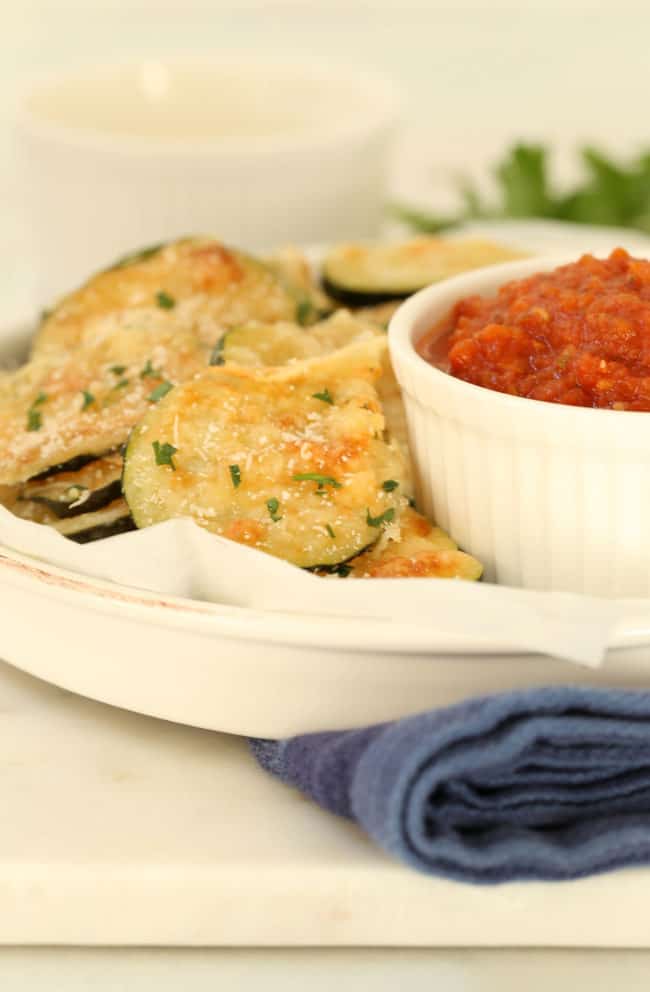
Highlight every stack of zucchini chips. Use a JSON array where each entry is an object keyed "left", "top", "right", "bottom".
[{"left": 0, "top": 236, "right": 502, "bottom": 580}]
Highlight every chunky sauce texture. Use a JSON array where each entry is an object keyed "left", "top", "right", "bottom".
[{"left": 418, "top": 249, "right": 650, "bottom": 410}]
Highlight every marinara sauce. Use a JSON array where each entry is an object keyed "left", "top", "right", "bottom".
[{"left": 418, "top": 248, "right": 650, "bottom": 410}]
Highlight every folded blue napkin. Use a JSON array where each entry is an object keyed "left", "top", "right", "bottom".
[{"left": 250, "top": 687, "right": 650, "bottom": 884}]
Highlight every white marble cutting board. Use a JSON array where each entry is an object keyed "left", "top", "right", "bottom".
[{"left": 2, "top": 657, "right": 650, "bottom": 948}]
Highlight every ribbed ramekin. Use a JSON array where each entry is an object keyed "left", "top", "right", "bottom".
[{"left": 389, "top": 256, "right": 650, "bottom": 598}]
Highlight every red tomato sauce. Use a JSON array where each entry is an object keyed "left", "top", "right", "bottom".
[{"left": 417, "top": 249, "right": 650, "bottom": 410}]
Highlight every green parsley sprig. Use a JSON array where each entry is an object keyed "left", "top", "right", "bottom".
[
  {"left": 140, "top": 360, "right": 159, "bottom": 379},
  {"left": 366, "top": 507, "right": 395, "bottom": 528},
  {"left": 156, "top": 290, "right": 176, "bottom": 309},
  {"left": 292, "top": 472, "right": 342, "bottom": 492},
  {"left": 26, "top": 392, "right": 47, "bottom": 432},
  {"left": 266, "top": 497, "right": 282, "bottom": 522},
  {"left": 393, "top": 143, "right": 650, "bottom": 235},
  {"left": 152, "top": 441, "right": 178, "bottom": 470},
  {"left": 312, "top": 388, "right": 334, "bottom": 405},
  {"left": 148, "top": 381, "right": 173, "bottom": 403}
]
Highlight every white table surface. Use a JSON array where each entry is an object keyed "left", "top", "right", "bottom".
[
  {"left": 3, "top": 655, "right": 650, "bottom": 952},
  {"left": 1, "top": 947, "right": 650, "bottom": 992}
]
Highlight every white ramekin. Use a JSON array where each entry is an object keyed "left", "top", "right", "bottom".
[
  {"left": 15, "top": 57, "right": 399, "bottom": 304},
  {"left": 389, "top": 255, "right": 650, "bottom": 598}
]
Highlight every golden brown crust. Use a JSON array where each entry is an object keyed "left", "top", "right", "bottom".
[
  {"left": 33, "top": 238, "right": 301, "bottom": 357},
  {"left": 123, "top": 338, "right": 409, "bottom": 568},
  {"left": 0, "top": 315, "right": 211, "bottom": 485},
  {"left": 337, "top": 507, "right": 483, "bottom": 580}
]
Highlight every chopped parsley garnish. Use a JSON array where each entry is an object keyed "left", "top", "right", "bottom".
[
  {"left": 148, "top": 381, "right": 173, "bottom": 403},
  {"left": 81, "top": 390, "right": 95, "bottom": 410},
  {"left": 209, "top": 338, "right": 226, "bottom": 366},
  {"left": 229, "top": 464, "right": 242, "bottom": 488},
  {"left": 366, "top": 507, "right": 396, "bottom": 528},
  {"left": 325, "top": 524, "right": 336, "bottom": 538},
  {"left": 140, "top": 359, "right": 159, "bottom": 379},
  {"left": 110, "top": 364, "right": 127, "bottom": 376},
  {"left": 152, "top": 441, "right": 177, "bottom": 470},
  {"left": 333, "top": 563, "right": 351, "bottom": 577},
  {"left": 113, "top": 378, "right": 130, "bottom": 390},
  {"left": 27, "top": 392, "right": 47, "bottom": 431},
  {"left": 27, "top": 409, "right": 42, "bottom": 432},
  {"left": 296, "top": 299, "right": 315, "bottom": 326},
  {"left": 292, "top": 472, "right": 342, "bottom": 491},
  {"left": 312, "top": 388, "right": 333, "bottom": 405},
  {"left": 156, "top": 290, "right": 176, "bottom": 310},
  {"left": 382, "top": 479, "right": 399, "bottom": 492},
  {"left": 266, "top": 497, "right": 282, "bottom": 522}
]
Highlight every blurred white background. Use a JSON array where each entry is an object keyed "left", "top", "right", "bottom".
[{"left": 3, "top": 0, "right": 650, "bottom": 306}]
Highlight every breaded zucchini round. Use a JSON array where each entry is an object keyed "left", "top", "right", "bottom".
[
  {"left": 322, "top": 237, "right": 527, "bottom": 305},
  {"left": 324, "top": 507, "right": 483, "bottom": 580},
  {"left": 123, "top": 339, "right": 408, "bottom": 567},
  {"left": 20, "top": 451, "right": 123, "bottom": 518},
  {"left": 33, "top": 237, "right": 308, "bottom": 357},
  {"left": 10, "top": 496, "right": 134, "bottom": 543},
  {"left": 219, "top": 311, "right": 412, "bottom": 481},
  {"left": 219, "top": 310, "right": 378, "bottom": 367},
  {"left": 0, "top": 313, "right": 211, "bottom": 485}
]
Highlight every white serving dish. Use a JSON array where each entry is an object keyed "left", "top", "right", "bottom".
[
  {"left": 4, "top": 541, "right": 650, "bottom": 739},
  {"left": 390, "top": 255, "right": 650, "bottom": 598},
  {"left": 3, "top": 225, "right": 650, "bottom": 737},
  {"left": 15, "top": 57, "right": 398, "bottom": 303}
]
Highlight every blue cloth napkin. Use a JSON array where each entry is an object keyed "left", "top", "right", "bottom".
[{"left": 250, "top": 687, "right": 650, "bottom": 884}]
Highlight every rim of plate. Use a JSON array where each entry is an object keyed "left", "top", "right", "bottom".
[{"left": 2, "top": 542, "right": 650, "bottom": 655}]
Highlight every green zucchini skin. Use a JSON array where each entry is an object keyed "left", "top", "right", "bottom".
[
  {"left": 68, "top": 514, "right": 136, "bottom": 543},
  {"left": 322, "top": 239, "right": 527, "bottom": 307},
  {"left": 321, "top": 276, "right": 406, "bottom": 308},
  {"left": 30, "top": 454, "right": 103, "bottom": 482},
  {"left": 23, "top": 452, "right": 124, "bottom": 519},
  {"left": 52, "top": 499, "right": 135, "bottom": 543},
  {"left": 26, "top": 479, "right": 123, "bottom": 519}
]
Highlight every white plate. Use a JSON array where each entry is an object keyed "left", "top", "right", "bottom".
[{"left": 3, "top": 221, "right": 650, "bottom": 737}]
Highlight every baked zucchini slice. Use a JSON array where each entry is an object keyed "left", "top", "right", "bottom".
[
  {"left": 55, "top": 500, "right": 135, "bottom": 543},
  {"left": 123, "top": 338, "right": 408, "bottom": 568},
  {"left": 0, "top": 315, "right": 210, "bottom": 485},
  {"left": 219, "top": 310, "right": 378, "bottom": 367},
  {"left": 20, "top": 452, "right": 123, "bottom": 518},
  {"left": 265, "top": 245, "right": 332, "bottom": 323},
  {"left": 219, "top": 311, "right": 412, "bottom": 478},
  {"left": 322, "top": 237, "right": 527, "bottom": 305},
  {"left": 319, "top": 507, "right": 483, "bottom": 580},
  {"left": 9, "top": 493, "right": 134, "bottom": 542},
  {"left": 29, "top": 454, "right": 102, "bottom": 482},
  {"left": 33, "top": 237, "right": 307, "bottom": 357}
]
